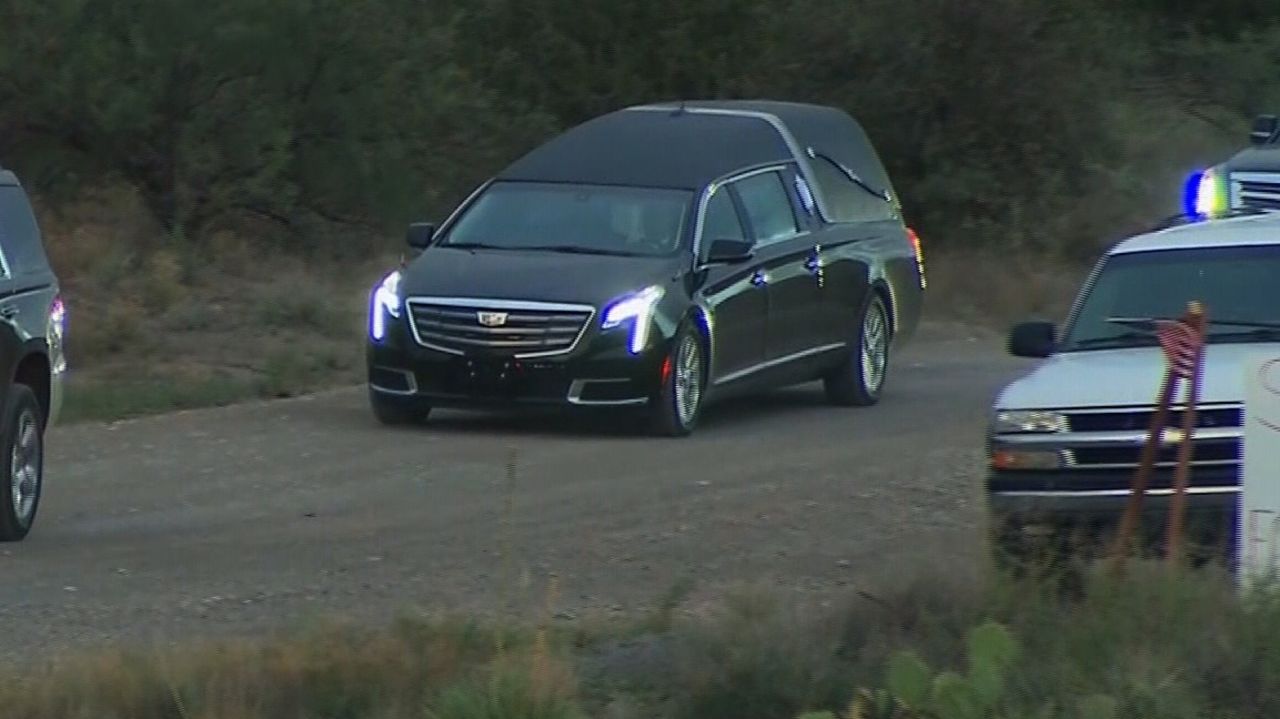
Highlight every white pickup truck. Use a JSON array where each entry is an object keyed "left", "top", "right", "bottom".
[{"left": 987, "top": 210, "right": 1280, "bottom": 568}]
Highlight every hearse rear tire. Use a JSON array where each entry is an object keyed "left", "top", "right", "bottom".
[
  {"left": 824, "top": 292, "right": 890, "bottom": 407},
  {"left": 0, "top": 385, "right": 43, "bottom": 542}
]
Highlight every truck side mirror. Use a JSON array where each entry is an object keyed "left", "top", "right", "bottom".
[
  {"left": 1008, "top": 321, "right": 1056, "bottom": 358},
  {"left": 1251, "top": 115, "right": 1278, "bottom": 145}
]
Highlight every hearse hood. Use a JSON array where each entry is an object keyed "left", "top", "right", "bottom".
[{"left": 399, "top": 246, "right": 683, "bottom": 309}]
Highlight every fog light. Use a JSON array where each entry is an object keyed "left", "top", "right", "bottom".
[{"left": 991, "top": 449, "right": 1063, "bottom": 471}]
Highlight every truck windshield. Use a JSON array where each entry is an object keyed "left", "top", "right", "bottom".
[
  {"left": 1059, "top": 244, "right": 1280, "bottom": 351},
  {"left": 437, "top": 181, "right": 692, "bottom": 258}
]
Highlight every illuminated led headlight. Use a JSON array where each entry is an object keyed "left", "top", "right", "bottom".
[
  {"left": 602, "top": 285, "right": 664, "bottom": 354},
  {"left": 48, "top": 295, "right": 66, "bottom": 374},
  {"left": 993, "top": 410, "right": 1067, "bottom": 434},
  {"left": 369, "top": 270, "right": 402, "bottom": 342}
]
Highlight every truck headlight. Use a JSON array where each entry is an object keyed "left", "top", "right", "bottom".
[
  {"left": 370, "top": 270, "right": 402, "bottom": 342},
  {"left": 994, "top": 410, "right": 1067, "bottom": 434},
  {"left": 602, "top": 285, "right": 664, "bottom": 354}
]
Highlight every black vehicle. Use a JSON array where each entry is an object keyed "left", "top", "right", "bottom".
[
  {"left": 366, "top": 100, "right": 925, "bottom": 436},
  {"left": 1188, "top": 114, "right": 1280, "bottom": 217},
  {"left": 0, "top": 168, "right": 65, "bottom": 540}
]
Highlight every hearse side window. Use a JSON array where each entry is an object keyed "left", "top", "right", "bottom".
[
  {"left": 733, "top": 171, "right": 799, "bottom": 244},
  {"left": 0, "top": 186, "right": 38, "bottom": 278},
  {"left": 701, "top": 186, "right": 748, "bottom": 251},
  {"left": 809, "top": 156, "right": 893, "bottom": 224}
]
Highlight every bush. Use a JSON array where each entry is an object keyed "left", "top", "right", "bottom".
[{"left": 3, "top": 0, "right": 1275, "bottom": 260}]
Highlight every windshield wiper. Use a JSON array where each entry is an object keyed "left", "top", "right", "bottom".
[
  {"left": 1070, "top": 331, "right": 1159, "bottom": 349},
  {"left": 1206, "top": 319, "right": 1280, "bottom": 342},
  {"left": 1207, "top": 327, "right": 1280, "bottom": 342},
  {"left": 519, "top": 244, "right": 643, "bottom": 257},
  {"left": 1208, "top": 319, "right": 1280, "bottom": 330},
  {"left": 1104, "top": 316, "right": 1162, "bottom": 330},
  {"left": 1101, "top": 315, "right": 1280, "bottom": 344},
  {"left": 442, "top": 241, "right": 516, "bottom": 250}
]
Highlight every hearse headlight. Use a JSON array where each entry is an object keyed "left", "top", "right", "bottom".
[
  {"left": 49, "top": 294, "right": 66, "bottom": 374},
  {"left": 602, "top": 285, "right": 664, "bottom": 354},
  {"left": 994, "top": 410, "right": 1067, "bottom": 434},
  {"left": 370, "top": 269, "right": 402, "bottom": 342}
]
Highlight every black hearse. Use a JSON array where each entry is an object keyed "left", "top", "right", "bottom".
[{"left": 365, "top": 100, "right": 926, "bottom": 436}]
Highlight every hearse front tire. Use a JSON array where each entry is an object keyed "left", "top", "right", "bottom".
[{"left": 649, "top": 323, "right": 707, "bottom": 437}]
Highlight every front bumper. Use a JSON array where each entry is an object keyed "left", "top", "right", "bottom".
[
  {"left": 987, "top": 468, "right": 1240, "bottom": 564},
  {"left": 366, "top": 320, "right": 669, "bottom": 410}
]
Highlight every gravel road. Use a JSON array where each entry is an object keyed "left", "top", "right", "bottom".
[{"left": 4, "top": 321, "right": 1031, "bottom": 660}]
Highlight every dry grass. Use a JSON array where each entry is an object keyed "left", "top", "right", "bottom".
[
  {"left": 32, "top": 185, "right": 395, "bottom": 422},
  {"left": 0, "top": 617, "right": 574, "bottom": 719},
  {"left": 922, "top": 247, "right": 1089, "bottom": 331},
  {"left": 3, "top": 561, "right": 1279, "bottom": 718}
]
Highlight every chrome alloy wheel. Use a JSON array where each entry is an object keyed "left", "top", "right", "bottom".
[
  {"left": 674, "top": 332, "right": 703, "bottom": 426},
  {"left": 10, "top": 409, "right": 39, "bottom": 528},
  {"left": 861, "top": 299, "right": 888, "bottom": 395}
]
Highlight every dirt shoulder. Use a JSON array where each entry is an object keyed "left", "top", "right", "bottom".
[{"left": 0, "top": 322, "right": 1034, "bottom": 661}]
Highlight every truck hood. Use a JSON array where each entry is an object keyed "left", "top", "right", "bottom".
[
  {"left": 398, "top": 246, "right": 682, "bottom": 308},
  {"left": 1226, "top": 145, "right": 1280, "bottom": 173},
  {"left": 995, "top": 342, "right": 1280, "bottom": 410}
]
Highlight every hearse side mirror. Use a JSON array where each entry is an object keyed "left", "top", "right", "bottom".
[
  {"left": 1251, "top": 114, "right": 1279, "bottom": 145},
  {"left": 705, "top": 238, "right": 754, "bottom": 264},
  {"left": 406, "top": 222, "right": 435, "bottom": 250},
  {"left": 1008, "top": 321, "right": 1056, "bottom": 358}
]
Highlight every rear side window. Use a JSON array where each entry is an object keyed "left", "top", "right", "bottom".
[
  {"left": 810, "top": 157, "right": 894, "bottom": 224},
  {"left": 0, "top": 186, "right": 48, "bottom": 277},
  {"left": 733, "top": 171, "right": 799, "bottom": 244}
]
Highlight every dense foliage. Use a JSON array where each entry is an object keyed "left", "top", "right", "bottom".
[{"left": 2, "top": 0, "right": 1278, "bottom": 257}]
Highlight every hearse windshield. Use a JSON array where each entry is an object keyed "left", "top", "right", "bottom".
[
  {"left": 1059, "top": 244, "right": 1280, "bottom": 352},
  {"left": 438, "top": 181, "right": 693, "bottom": 258}
]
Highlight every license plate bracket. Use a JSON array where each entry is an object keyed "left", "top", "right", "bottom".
[{"left": 461, "top": 357, "right": 520, "bottom": 398}]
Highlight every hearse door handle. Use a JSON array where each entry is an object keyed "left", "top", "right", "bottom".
[
  {"left": 0, "top": 304, "right": 18, "bottom": 320},
  {"left": 750, "top": 270, "right": 768, "bottom": 287},
  {"left": 803, "top": 254, "right": 821, "bottom": 274}
]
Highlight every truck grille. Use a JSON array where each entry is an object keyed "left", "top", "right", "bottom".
[
  {"left": 406, "top": 298, "right": 593, "bottom": 357},
  {"left": 1230, "top": 171, "right": 1280, "bottom": 211},
  {"left": 1063, "top": 404, "right": 1242, "bottom": 471},
  {"left": 1070, "top": 440, "right": 1239, "bottom": 469},
  {"left": 1066, "top": 406, "right": 1241, "bottom": 433}
]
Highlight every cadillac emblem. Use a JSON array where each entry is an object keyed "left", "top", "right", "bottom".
[{"left": 477, "top": 311, "right": 508, "bottom": 327}]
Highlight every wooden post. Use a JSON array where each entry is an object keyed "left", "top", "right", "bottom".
[
  {"left": 1166, "top": 302, "right": 1207, "bottom": 567},
  {"left": 1111, "top": 369, "right": 1177, "bottom": 572}
]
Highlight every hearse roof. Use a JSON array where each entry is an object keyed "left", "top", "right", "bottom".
[
  {"left": 496, "top": 106, "right": 787, "bottom": 190},
  {"left": 496, "top": 99, "right": 877, "bottom": 192}
]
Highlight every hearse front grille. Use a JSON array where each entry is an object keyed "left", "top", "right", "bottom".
[{"left": 406, "top": 298, "right": 594, "bottom": 357}]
